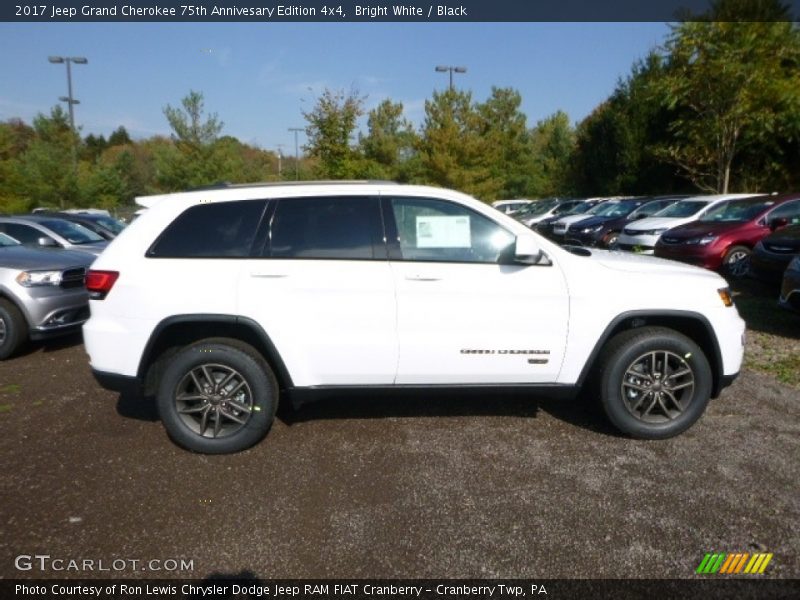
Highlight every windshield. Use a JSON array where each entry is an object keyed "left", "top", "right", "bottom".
[
  {"left": 517, "top": 199, "right": 559, "bottom": 216},
  {"left": 699, "top": 199, "right": 774, "bottom": 223},
  {"left": 41, "top": 219, "right": 104, "bottom": 244},
  {"left": 590, "top": 201, "right": 640, "bottom": 218},
  {"left": 654, "top": 200, "right": 709, "bottom": 218},
  {"left": 569, "top": 202, "right": 597, "bottom": 215},
  {"left": 0, "top": 232, "right": 20, "bottom": 247},
  {"left": 553, "top": 201, "right": 583, "bottom": 215},
  {"left": 92, "top": 216, "right": 126, "bottom": 234}
]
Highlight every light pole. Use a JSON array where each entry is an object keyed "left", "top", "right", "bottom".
[
  {"left": 276, "top": 144, "right": 285, "bottom": 177},
  {"left": 288, "top": 127, "right": 303, "bottom": 180},
  {"left": 435, "top": 65, "right": 467, "bottom": 91},
  {"left": 48, "top": 55, "right": 88, "bottom": 175}
]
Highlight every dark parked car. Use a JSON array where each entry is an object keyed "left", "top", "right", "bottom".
[
  {"left": 779, "top": 256, "right": 800, "bottom": 313},
  {"left": 535, "top": 199, "right": 605, "bottom": 239},
  {"left": 561, "top": 196, "right": 685, "bottom": 248},
  {"left": 749, "top": 224, "right": 800, "bottom": 284},
  {"left": 41, "top": 212, "right": 126, "bottom": 240},
  {"left": 654, "top": 193, "right": 800, "bottom": 277}
]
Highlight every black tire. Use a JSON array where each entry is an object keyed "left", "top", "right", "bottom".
[
  {"left": 598, "top": 326, "right": 712, "bottom": 440},
  {"left": 722, "top": 245, "right": 751, "bottom": 278},
  {"left": 603, "top": 232, "right": 620, "bottom": 248},
  {"left": 156, "top": 339, "right": 278, "bottom": 454},
  {"left": 0, "top": 299, "right": 27, "bottom": 360}
]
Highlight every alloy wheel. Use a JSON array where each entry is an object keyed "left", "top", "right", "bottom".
[{"left": 620, "top": 350, "right": 695, "bottom": 424}]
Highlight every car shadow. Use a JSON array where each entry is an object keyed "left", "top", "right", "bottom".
[
  {"left": 113, "top": 387, "right": 620, "bottom": 437},
  {"left": 731, "top": 277, "right": 800, "bottom": 338},
  {"left": 12, "top": 331, "right": 84, "bottom": 358},
  {"left": 278, "top": 388, "right": 620, "bottom": 437}
]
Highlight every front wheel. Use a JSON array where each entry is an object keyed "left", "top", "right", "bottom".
[
  {"left": 0, "top": 299, "right": 26, "bottom": 360},
  {"left": 723, "top": 245, "right": 751, "bottom": 278},
  {"left": 598, "top": 327, "right": 712, "bottom": 439},
  {"left": 156, "top": 340, "right": 278, "bottom": 453}
]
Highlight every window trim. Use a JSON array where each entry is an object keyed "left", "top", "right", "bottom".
[{"left": 384, "top": 195, "right": 517, "bottom": 265}]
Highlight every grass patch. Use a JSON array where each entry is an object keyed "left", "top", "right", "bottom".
[
  {"left": 0, "top": 384, "right": 21, "bottom": 394},
  {"left": 0, "top": 404, "right": 12, "bottom": 413}
]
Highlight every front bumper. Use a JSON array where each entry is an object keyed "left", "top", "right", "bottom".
[
  {"left": 750, "top": 252, "right": 793, "bottom": 284},
  {"left": 616, "top": 233, "right": 659, "bottom": 254},
  {"left": 91, "top": 368, "right": 141, "bottom": 395},
  {"left": 779, "top": 267, "right": 800, "bottom": 313},
  {"left": 653, "top": 245, "right": 720, "bottom": 270},
  {"left": 14, "top": 285, "right": 90, "bottom": 340}
]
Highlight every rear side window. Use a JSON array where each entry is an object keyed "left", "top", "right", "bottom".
[
  {"left": 0, "top": 223, "right": 49, "bottom": 245},
  {"left": 148, "top": 200, "right": 267, "bottom": 258},
  {"left": 268, "top": 196, "right": 383, "bottom": 260}
]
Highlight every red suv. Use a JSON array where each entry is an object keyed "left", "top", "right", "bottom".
[{"left": 654, "top": 193, "right": 800, "bottom": 277}]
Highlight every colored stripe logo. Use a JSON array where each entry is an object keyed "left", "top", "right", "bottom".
[{"left": 696, "top": 552, "right": 773, "bottom": 574}]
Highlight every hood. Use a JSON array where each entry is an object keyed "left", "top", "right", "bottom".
[
  {"left": 624, "top": 216, "right": 688, "bottom": 232},
  {"left": 567, "top": 214, "right": 625, "bottom": 230},
  {"left": 556, "top": 214, "right": 594, "bottom": 227},
  {"left": 0, "top": 245, "right": 94, "bottom": 271},
  {"left": 590, "top": 248, "right": 722, "bottom": 280},
  {"left": 660, "top": 221, "right": 750, "bottom": 240}
]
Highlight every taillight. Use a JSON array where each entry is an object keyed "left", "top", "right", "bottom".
[{"left": 85, "top": 270, "right": 119, "bottom": 300}]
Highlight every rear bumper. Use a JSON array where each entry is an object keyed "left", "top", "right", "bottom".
[{"left": 91, "top": 368, "right": 140, "bottom": 395}]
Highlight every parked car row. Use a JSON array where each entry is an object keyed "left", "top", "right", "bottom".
[
  {"left": 510, "top": 193, "right": 800, "bottom": 314},
  {"left": 0, "top": 210, "right": 126, "bottom": 359}
]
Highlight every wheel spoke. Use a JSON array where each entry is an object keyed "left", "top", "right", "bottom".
[
  {"left": 650, "top": 351, "right": 659, "bottom": 378},
  {"left": 624, "top": 366, "right": 652, "bottom": 382},
  {"left": 177, "top": 393, "right": 206, "bottom": 402},
  {"left": 189, "top": 370, "right": 204, "bottom": 393},
  {"left": 212, "top": 408, "right": 222, "bottom": 438},
  {"left": 200, "top": 365, "right": 215, "bottom": 389},
  {"left": 669, "top": 368, "right": 691, "bottom": 379},
  {"left": 662, "top": 390, "right": 683, "bottom": 415},
  {"left": 630, "top": 391, "right": 651, "bottom": 412},
  {"left": 214, "top": 370, "right": 236, "bottom": 393},
  {"left": 641, "top": 394, "right": 659, "bottom": 416},
  {"left": 227, "top": 399, "right": 252, "bottom": 414},
  {"left": 220, "top": 408, "right": 248, "bottom": 425},
  {"left": 222, "top": 380, "right": 246, "bottom": 399},
  {"left": 178, "top": 403, "right": 208, "bottom": 414},
  {"left": 198, "top": 405, "right": 212, "bottom": 436},
  {"left": 623, "top": 381, "right": 650, "bottom": 392}
]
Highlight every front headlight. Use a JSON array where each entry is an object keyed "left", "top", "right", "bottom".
[
  {"left": 788, "top": 255, "right": 800, "bottom": 272},
  {"left": 581, "top": 225, "right": 604, "bottom": 233},
  {"left": 16, "top": 270, "right": 63, "bottom": 287},
  {"left": 644, "top": 228, "right": 668, "bottom": 236},
  {"left": 686, "top": 235, "right": 718, "bottom": 246}
]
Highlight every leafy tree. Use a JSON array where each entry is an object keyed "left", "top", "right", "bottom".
[
  {"left": 476, "top": 87, "right": 536, "bottom": 199},
  {"left": 529, "top": 110, "right": 575, "bottom": 196},
  {"left": 653, "top": 4, "right": 800, "bottom": 192},
  {"left": 419, "top": 89, "right": 498, "bottom": 199},
  {"left": 303, "top": 88, "right": 365, "bottom": 179},
  {"left": 163, "top": 90, "right": 223, "bottom": 147},
  {"left": 108, "top": 126, "right": 132, "bottom": 147},
  {"left": 359, "top": 99, "right": 418, "bottom": 180}
]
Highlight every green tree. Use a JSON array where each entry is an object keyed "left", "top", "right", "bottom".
[
  {"left": 303, "top": 88, "right": 365, "bottom": 179},
  {"left": 419, "top": 89, "right": 497, "bottom": 199},
  {"left": 529, "top": 111, "right": 575, "bottom": 196},
  {"left": 108, "top": 126, "right": 132, "bottom": 147},
  {"left": 476, "top": 87, "right": 536, "bottom": 199},
  {"left": 359, "top": 99, "right": 418, "bottom": 180},
  {"left": 654, "top": 4, "right": 800, "bottom": 192}
]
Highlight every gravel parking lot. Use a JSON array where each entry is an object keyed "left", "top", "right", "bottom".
[{"left": 1, "top": 296, "right": 799, "bottom": 580}]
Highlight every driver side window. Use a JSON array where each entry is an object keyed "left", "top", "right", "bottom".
[{"left": 390, "top": 197, "right": 515, "bottom": 263}]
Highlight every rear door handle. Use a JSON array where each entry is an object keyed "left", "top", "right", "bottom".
[{"left": 405, "top": 275, "right": 441, "bottom": 282}]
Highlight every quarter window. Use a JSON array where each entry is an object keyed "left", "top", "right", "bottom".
[
  {"left": 147, "top": 200, "right": 267, "bottom": 258},
  {"left": 269, "top": 196, "right": 383, "bottom": 260},
  {"left": 0, "top": 223, "right": 51, "bottom": 245},
  {"left": 390, "top": 197, "right": 515, "bottom": 263}
]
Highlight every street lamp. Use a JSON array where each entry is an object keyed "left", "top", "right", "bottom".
[
  {"left": 288, "top": 127, "right": 303, "bottom": 181},
  {"left": 435, "top": 65, "right": 467, "bottom": 91},
  {"left": 48, "top": 55, "right": 88, "bottom": 175}
]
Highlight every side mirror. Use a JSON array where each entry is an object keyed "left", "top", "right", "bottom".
[
  {"left": 514, "top": 235, "right": 547, "bottom": 265},
  {"left": 634, "top": 213, "right": 648, "bottom": 220},
  {"left": 769, "top": 217, "right": 789, "bottom": 230},
  {"left": 37, "top": 237, "right": 58, "bottom": 247}
]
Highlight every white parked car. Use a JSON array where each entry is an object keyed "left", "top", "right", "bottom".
[
  {"left": 492, "top": 199, "right": 533, "bottom": 215},
  {"left": 616, "top": 194, "right": 752, "bottom": 254},
  {"left": 83, "top": 182, "right": 745, "bottom": 453}
]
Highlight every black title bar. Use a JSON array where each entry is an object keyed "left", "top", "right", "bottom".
[{"left": 4, "top": 0, "right": 800, "bottom": 22}]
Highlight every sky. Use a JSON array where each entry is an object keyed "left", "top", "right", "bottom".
[{"left": 0, "top": 22, "right": 670, "bottom": 153}]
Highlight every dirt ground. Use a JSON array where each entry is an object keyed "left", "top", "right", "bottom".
[{"left": 1, "top": 311, "right": 799, "bottom": 582}]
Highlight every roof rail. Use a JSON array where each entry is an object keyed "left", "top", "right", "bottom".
[{"left": 185, "top": 180, "right": 398, "bottom": 191}]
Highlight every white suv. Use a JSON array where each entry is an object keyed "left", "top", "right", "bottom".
[{"left": 84, "top": 182, "right": 745, "bottom": 453}]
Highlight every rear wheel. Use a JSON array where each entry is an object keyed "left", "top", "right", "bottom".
[
  {"left": 722, "top": 245, "right": 751, "bottom": 278},
  {"left": 156, "top": 340, "right": 278, "bottom": 453},
  {"left": 0, "top": 299, "right": 26, "bottom": 360},
  {"left": 598, "top": 327, "right": 712, "bottom": 439}
]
